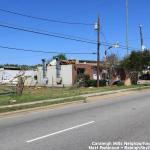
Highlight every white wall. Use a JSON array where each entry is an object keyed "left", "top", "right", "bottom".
[
  {"left": 61, "top": 65, "right": 73, "bottom": 86},
  {"left": 37, "top": 67, "right": 43, "bottom": 85},
  {"left": 0, "top": 69, "right": 37, "bottom": 86},
  {"left": 45, "top": 65, "right": 73, "bottom": 87},
  {"left": 46, "top": 66, "right": 57, "bottom": 86}
]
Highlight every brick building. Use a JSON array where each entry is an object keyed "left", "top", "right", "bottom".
[{"left": 37, "top": 59, "right": 104, "bottom": 87}]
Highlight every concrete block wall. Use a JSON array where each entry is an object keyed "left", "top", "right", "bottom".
[
  {"left": 61, "top": 65, "right": 73, "bottom": 86},
  {"left": 37, "top": 67, "right": 43, "bottom": 86},
  {"left": 46, "top": 66, "right": 57, "bottom": 86},
  {"left": 44, "top": 65, "right": 73, "bottom": 87}
]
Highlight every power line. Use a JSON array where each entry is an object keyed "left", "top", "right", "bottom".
[
  {"left": 0, "top": 23, "right": 97, "bottom": 45},
  {"left": 101, "top": 41, "right": 140, "bottom": 51},
  {"left": 0, "top": 20, "right": 96, "bottom": 43},
  {"left": 0, "top": 8, "right": 93, "bottom": 26},
  {"left": 100, "top": 30, "right": 140, "bottom": 51},
  {"left": 0, "top": 45, "right": 96, "bottom": 55},
  {"left": 0, "top": 22, "right": 140, "bottom": 51}
]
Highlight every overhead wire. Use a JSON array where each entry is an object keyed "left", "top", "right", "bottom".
[
  {"left": 0, "top": 22, "right": 141, "bottom": 51},
  {"left": 0, "top": 8, "right": 93, "bottom": 26},
  {"left": 0, "top": 8, "right": 143, "bottom": 51},
  {"left": 0, "top": 23, "right": 97, "bottom": 45},
  {"left": 0, "top": 20, "right": 97, "bottom": 43},
  {"left": 0, "top": 45, "right": 96, "bottom": 55}
]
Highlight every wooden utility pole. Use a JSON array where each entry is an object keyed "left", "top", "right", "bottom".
[
  {"left": 96, "top": 16, "right": 100, "bottom": 87},
  {"left": 139, "top": 25, "right": 144, "bottom": 72},
  {"left": 139, "top": 25, "right": 144, "bottom": 52},
  {"left": 125, "top": 0, "right": 129, "bottom": 56}
]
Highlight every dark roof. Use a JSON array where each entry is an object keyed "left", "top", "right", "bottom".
[
  {"left": 79, "top": 60, "right": 103, "bottom": 63},
  {"left": 79, "top": 60, "right": 97, "bottom": 63}
]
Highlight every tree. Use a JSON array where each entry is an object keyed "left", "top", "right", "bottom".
[
  {"left": 105, "top": 53, "right": 120, "bottom": 82},
  {"left": 121, "top": 50, "right": 150, "bottom": 72},
  {"left": 120, "top": 50, "right": 150, "bottom": 84},
  {"left": 0, "top": 64, "right": 38, "bottom": 70},
  {"left": 106, "top": 53, "right": 119, "bottom": 67},
  {"left": 53, "top": 54, "right": 67, "bottom": 60},
  {"left": 16, "top": 76, "right": 25, "bottom": 96}
]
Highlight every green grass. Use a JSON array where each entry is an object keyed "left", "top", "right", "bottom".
[
  {"left": 0, "top": 84, "right": 149, "bottom": 106},
  {"left": 0, "top": 96, "right": 85, "bottom": 113}
]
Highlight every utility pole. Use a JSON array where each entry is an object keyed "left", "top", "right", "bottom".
[
  {"left": 139, "top": 24, "right": 144, "bottom": 73},
  {"left": 139, "top": 25, "right": 144, "bottom": 52},
  {"left": 96, "top": 16, "right": 100, "bottom": 87},
  {"left": 125, "top": 0, "right": 129, "bottom": 56}
]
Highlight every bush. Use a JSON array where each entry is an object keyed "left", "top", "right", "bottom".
[
  {"left": 87, "top": 80, "right": 107, "bottom": 87},
  {"left": 77, "top": 74, "right": 107, "bottom": 87},
  {"left": 86, "top": 80, "right": 96, "bottom": 87},
  {"left": 77, "top": 74, "right": 90, "bottom": 87},
  {"left": 116, "top": 81, "right": 124, "bottom": 86}
]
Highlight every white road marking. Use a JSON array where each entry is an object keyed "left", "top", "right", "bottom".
[{"left": 26, "top": 121, "right": 95, "bottom": 143}]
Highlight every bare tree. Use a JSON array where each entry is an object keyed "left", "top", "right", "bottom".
[
  {"left": 16, "top": 76, "right": 25, "bottom": 95},
  {"left": 15, "top": 71, "right": 25, "bottom": 96},
  {"left": 106, "top": 53, "right": 119, "bottom": 67}
]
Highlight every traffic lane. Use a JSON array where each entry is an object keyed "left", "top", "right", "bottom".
[
  {"left": 0, "top": 90, "right": 149, "bottom": 129},
  {"left": 0, "top": 114, "right": 95, "bottom": 150},
  {"left": 0, "top": 90, "right": 150, "bottom": 150},
  {"left": 16, "top": 92, "right": 150, "bottom": 150}
]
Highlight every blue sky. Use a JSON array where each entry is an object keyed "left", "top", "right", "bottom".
[{"left": 0, "top": 0, "right": 150, "bottom": 65}]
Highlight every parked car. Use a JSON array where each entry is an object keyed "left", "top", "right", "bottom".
[{"left": 137, "top": 73, "right": 150, "bottom": 85}]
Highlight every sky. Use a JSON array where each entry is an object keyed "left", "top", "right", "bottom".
[{"left": 0, "top": 0, "right": 150, "bottom": 65}]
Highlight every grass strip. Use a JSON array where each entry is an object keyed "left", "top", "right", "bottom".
[{"left": 0, "top": 96, "right": 85, "bottom": 113}]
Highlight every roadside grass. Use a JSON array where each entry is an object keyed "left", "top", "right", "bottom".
[
  {"left": 0, "top": 96, "right": 85, "bottom": 113},
  {"left": 0, "top": 84, "right": 149, "bottom": 107}
]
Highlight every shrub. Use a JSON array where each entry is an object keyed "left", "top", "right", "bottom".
[
  {"left": 77, "top": 74, "right": 90, "bottom": 87},
  {"left": 116, "top": 82, "right": 124, "bottom": 86},
  {"left": 87, "top": 80, "right": 107, "bottom": 87}
]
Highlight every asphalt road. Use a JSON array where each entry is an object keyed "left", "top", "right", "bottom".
[{"left": 0, "top": 90, "right": 150, "bottom": 150}]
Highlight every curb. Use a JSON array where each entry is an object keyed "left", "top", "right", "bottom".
[{"left": 0, "top": 100, "right": 84, "bottom": 117}]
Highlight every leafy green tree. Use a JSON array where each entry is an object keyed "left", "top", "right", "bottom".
[
  {"left": 53, "top": 54, "right": 67, "bottom": 60},
  {"left": 0, "top": 64, "right": 39, "bottom": 70},
  {"left": 120, "top": 50, "right": 150, "bottom": 84},
  {"left": 121, "top": 50, "right": 150, "bottom": 72}
]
